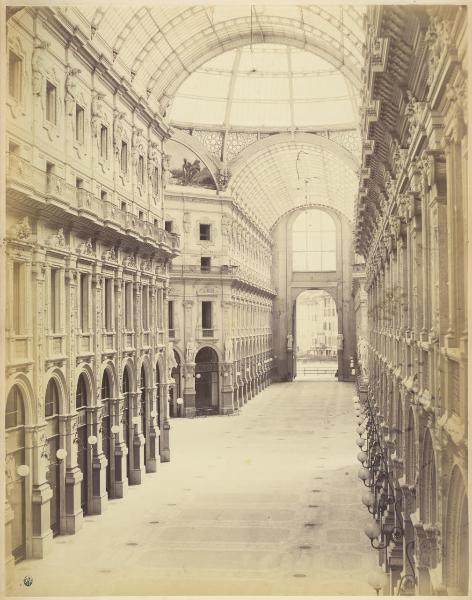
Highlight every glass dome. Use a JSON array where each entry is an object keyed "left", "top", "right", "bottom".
[{"left": 169, "top": 44, "right": 358, "bottom": 130}]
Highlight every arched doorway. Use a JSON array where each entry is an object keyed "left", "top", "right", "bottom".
[
  {"left": 101, "top": 371, "right": 112, "bottom": 496},
  {"left": 5, "top": 385, "right": 26, "bottom": 561},
  {"left": 45, "top": 378, "right": 61, "bottom": 535},
  {"left": 445, "top": 466, "right": 469, "bottom": 595},
  {"left": 195, "top": 347, "right": 219, "bottom": 415},
  {"left": 75, "top": 373, "right": 89, "bottom": 514},
  {"left": 122, "top": 368, "right": 131, "bottom": 481},
  {"left": 294, "top": 290, "right": 339, "bottom": 380}
]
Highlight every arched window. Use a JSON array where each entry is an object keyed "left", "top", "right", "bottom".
[
  {"left": 6, "top": 385, "right": 25, "bottom": 429},
  {"left": 45, "top": 379, "right": 60, "bottom": 418},
  {"left": 292, "top": 209, "right": 336, "bottom": 272},
  {"left": 75, "top": 373, "right": 88, "bottom": 409},
  {"left": 101, "top": 371, "right": 111, "bottom": 401}
]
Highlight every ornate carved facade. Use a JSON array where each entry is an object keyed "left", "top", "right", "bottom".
[{"left": 354, "top": 5, "right": 468, "bottom": 595}]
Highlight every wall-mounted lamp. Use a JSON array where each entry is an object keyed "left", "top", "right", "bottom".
[
  {"left": 88, "top": 435, "right": 98, "bottom": 446},
  {"left": 132, "top": 416, "right": 140, "bottom": 425},
  {"left": 195, "top": 373, "right": 201, "bottom": 379},
  {"left": 367, "top": 567, "right": 389, "bottom": 596},
  {"left": 56, "top": 448, "right": 68, "bottom": 461},
  {"left": 150, "top": 410, "right": 157, "bottom": 418},
  {"left": 111, "top": 425, "right": 120, "bottom": 435},
  {"left": 17, "top": 464, "right": 30, "bottom": 477}
]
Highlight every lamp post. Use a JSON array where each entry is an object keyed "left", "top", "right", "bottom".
[{"left": 367, "top": 567, "right": 389, "bottom": 596}]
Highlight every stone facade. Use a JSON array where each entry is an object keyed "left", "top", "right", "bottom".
[
  {"left": 5, "top": 8, "right": 179, "bottom": 568},
  {"left": 164, "top": 188, "right": 275, "bottom": 416},
  {"left": 354, "top": 6, "right": 468, "bottom": 595}
]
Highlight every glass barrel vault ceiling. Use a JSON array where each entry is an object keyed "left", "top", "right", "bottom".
[
  {"left": 169, "top": 44, "right": 358, "bottom": 129},
  {"left": 57, "top": 5, "right": 364, "bottom": 231}
]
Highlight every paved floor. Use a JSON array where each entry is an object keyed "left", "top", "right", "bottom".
[{"left": 8, "top": 381, "right": 377, "bottom": 596}]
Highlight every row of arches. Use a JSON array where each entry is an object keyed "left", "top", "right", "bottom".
[
  {"left": 5, "top": 356, "right": 167, "bottom": 563},
  {"left": 370, "top": 360, "right": 469, "bottom": 595}
]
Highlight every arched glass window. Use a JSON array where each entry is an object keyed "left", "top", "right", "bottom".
[
  {"left": 75, "top": 374, "right": 88, "bottom": 409},
  {"left": 6, "top": 385, "right": 25, "bottom": 429},
  {"left": 292, "top": 209, "right": 336, "bottom": 272},
  {"left": 45, "top": 379, "right": 59, "bottom": 418}
]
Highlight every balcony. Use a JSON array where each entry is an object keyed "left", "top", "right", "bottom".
[
  {"left": 202, "top": 328, "right": 214, "bottom": 338},
  {"left": 168, "top": 329, "right": 175, "bottom": 339},
  {"left": 170, "top": 265, "right": 237, "bottom": 276},
  {"left": 7, "top": 154, "right": 180, "bottom": 255}
]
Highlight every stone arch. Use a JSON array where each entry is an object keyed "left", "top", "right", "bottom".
[
  {"left": 99, "top": 360, "right": 119, "bottom": 399},
  {"left": 195, "top": 343, "right": 222, "bottom": 363},
  {"left": 137, "top": 354, "right": 154, "bottom": 389},
  {"left": 405, "top": 406, "right": 418, "bottom": 487},
  {"left": 419, "top": 428, "right": 438, "bottom": 526},
  {"left": 75, "top": 364, "right": 96, "bottom": 406},
  {"left": 121, "top": 357, "right": 136, "bottom": 393},
  {"left": 44, "top": 367, "right": 68, "bottom": 415},
  {"left": 444, "top": 464, "right": 468, "bottom": 595},
  {"left": 5, "top": 374, "right": 34, "bottom": 426}
]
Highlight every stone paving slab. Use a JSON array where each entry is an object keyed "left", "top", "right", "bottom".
[{"left": 7, "top": 380, "right": 377, "bottom": 596}]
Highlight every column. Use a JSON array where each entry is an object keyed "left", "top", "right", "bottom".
[
  {"left": 128, "top": 391, "right": 145, "bottom": 485},
  {"left": 220, "top": 300, "right": 234, "bottom": 414},
  {"left": 110, "top": 396, "right": 128, "bottom": 498},
  {"left": 29, "top": 425, "right": 53, "bottom": 558},
  {"left": 64, "top": 415, "right": 83, "bottom": 533},
  {"left": 88, "top": 406, "right": 108, "bottom": 514},
  {"left": 183, "top": 300, "right": 196, "bottom": 417},
  {"left": 145, "top": 385, "right": 158, "bottom": 472}
]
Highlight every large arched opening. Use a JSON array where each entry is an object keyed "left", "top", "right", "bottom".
[
  {"left": 75, "top": 373, "right": 90, "bottom": 515},
  {"left": 294, "top": 289, "right": 339, "bottom": 380},
  {"left": 100, "top": 370, "right": 112, "bottom": 497},
  {"left": 45, "top": 378, "right": 61, "bottom": 535},
  {"left": 121, "top": 367, "right": 131, "bottom": 481},
  {"left": 195, "top": 347, "right": 219, "bottom": 415},
  {"left": 5, "top": 385, "right": 26, "bottom": 561}
]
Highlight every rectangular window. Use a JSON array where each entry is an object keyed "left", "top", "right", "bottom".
[
  {"left": 152, "top": 167, "right": 159, "bottom": 196},
  {"left": 125, "top": 282, "right": 133, "bottom": 330},
  {"left": 104, "top": 279, "right": 113, "bottom": 331},
  {"left": 100, "top": 125, "right": 108, "bottom": 159},
  {"left": 76, "top": 177, "right": 83, "bottom": 189},
  {"left": 199, "top": 223, "right": 211, "bottom": 241},
  {"left": 12, "top": 262, "right": 21, "bottom": 334},
  {"left": 164, "top": 220, "right": 173, "bottom": 233},
  {"left": 50, "top": 268, "right": 60, "bottom": 333},
  {"left": 142, "top": 285, "right": 149, "bottom": 330},
  {"left": 121, "top": 141, "right": 128, "bottom": 173},
  {"left": 202, "top": 301, "right": 212, "bottom": 331},
  {"left": 46, "top": 81, "right": 56, "bottom": 124},
  {"left": 75, "top": 104, "right": 84, "bottom": 143},
  {"left": 9, "top": 51, "right": 22, "bottom": 101},
  {"left": 201, "top": 256, "right": 211, "bottom": 272},
  {"left": 168, "top": 300, "right": 174, "bottom": 331},
  {"left": 80, "top": 273, "right": 89, "bottom": 332},
  {"left": 101, "top": 190, "right": 107, "bottom": 202},
  {"left": 138, "top": 155, "right": 144, "bottom": 185}
]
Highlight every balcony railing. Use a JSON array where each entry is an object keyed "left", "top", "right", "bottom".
[
  {"left": 170, "top": 264, "right": 237, "bottom": 275},
  {"left": 202, "top": 328, "right": 214, "bottom": 338},
  {"left": 168, "top": 329, "right": 175, "bottom": 338},
  {"left": 7, "top": 154, "right": 180, "bottom": 252}
]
